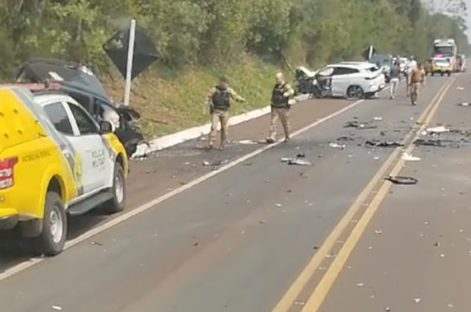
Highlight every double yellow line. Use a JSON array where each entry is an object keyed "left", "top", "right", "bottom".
[{"left": 272, "top": 78, "right": 455, "bottom": 312}]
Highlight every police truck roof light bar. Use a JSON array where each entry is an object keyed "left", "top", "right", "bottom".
[{"left": 0, "top": 81, "right": 62, "bottom": 93}]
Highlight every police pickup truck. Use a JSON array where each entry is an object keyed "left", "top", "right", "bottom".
[{"left": 0, "top": 84, "right": 128, "bottom": 255}]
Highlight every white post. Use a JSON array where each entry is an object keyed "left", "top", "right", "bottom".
[{"left": 124, "top": 19, "right": 136, "bottom": 106}]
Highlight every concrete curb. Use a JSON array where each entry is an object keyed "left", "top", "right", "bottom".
[{"left": 132, "top": 94, "right": 310, "bottom": 157}]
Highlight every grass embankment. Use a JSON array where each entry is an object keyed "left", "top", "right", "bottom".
[{"left": 103, "top": 55, "right": 281, "bottom": 139}]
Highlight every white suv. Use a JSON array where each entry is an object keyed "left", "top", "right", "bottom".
[{"left": 314, "top": 62, "right": 386, "bottom": 99}]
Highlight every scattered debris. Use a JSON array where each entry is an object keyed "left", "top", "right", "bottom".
[
  {"left": 288, "top": 159, "right": 312, "bottom": 166},
  {"left": 373, "top": 116, "right": 383, "bottom": 121},
  {"left": 337, "top": 136, "right": 355, "bottom": 142},
  {"left": 385, "top": 307, "right": 392, "bottom": 312},
  {"left": 258, "top": 220, "right": 265, "bottom": 224},
  {"left": 402, "top": 153, "right": 421, "bottom": 161},
  {"left": 344, "top": 121, "right": 377, "bottom": 129},
  {"left": 275, "top": 203, "right": 283, "bottom": 207},
  {"left": 365, "top": 140, "right": 404, "bottom": 148},
  {"left": 448, "top": 303, "right": 455, "bottom": 308},
  {"left": 426, "top": 126, "right": 450, "bottom": 134},
  {"left": 52, "top": 306, "right": 63, "bottom": 311},
  {"left": 356, "top": 282, "right": 364, "bottom": 287},
  {"left": 237, "top": 139, "right": 257, "bottom": 145},
  {"left": 375, "top": 230, "right": 383, "bottom": 235},
  {"left": 457, "top": 86, "right": 464, "bottom": 90},
  {"left": 414, "top": 139, "right": 460, "bottom": 148},
  {"left": 91, "top": 241, "right": 103, "bottom": 246},
  {"left": 440, "top": 253, "right": 445, "bottom": 258},
  {"left": 386, "top": 176, "right": 418, "bottom": 185},
  {"left": 329, "top": 142, "right": 346, "bottom": 150},
  {"left": 374, "top": 156, "right": 380, "bottom": 160},
  {"left": 296, "top": 153, "right": 306, "bottom": 158},
  {"left": 414, "top": 298, "right": 422, "bottom": 304},
  {"left": 203, "top": 159, "right": 228, "bottom": 166},
  {"left": 434, "top": 242, "right": 440, "bottom": 247},
  {"left": 193, "top": 242, "right": 199, "bottom": 247},
  {"left": 459, "top": 102, "right": 470, "bottom": 107}
]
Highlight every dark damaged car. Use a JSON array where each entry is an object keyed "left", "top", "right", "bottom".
[{"left": 16, "top": 58, "right": 144, "bottom": 157}]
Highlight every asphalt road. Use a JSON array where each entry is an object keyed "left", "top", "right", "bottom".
[{"left": 0, "top": 73, "right": 468, "bottom": 312}]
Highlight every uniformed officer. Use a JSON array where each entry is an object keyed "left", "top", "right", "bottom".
[
  {"left": 207, "top": 77, "right": 246, "bottom": 149},
  {"left": 266, "top": 72, "right": 295, "bottom": 143}
]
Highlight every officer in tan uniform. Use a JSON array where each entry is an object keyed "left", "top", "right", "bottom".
[
  {"left": 266, "top": 72, "right": 295, "bottom": 143},
  {"left": 409, "top": 63, "right": 425, "bottom": 106},
  {"left": 207, "top": 77, "right": 246, "bottom": 149}
]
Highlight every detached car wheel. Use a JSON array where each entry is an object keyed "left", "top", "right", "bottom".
[
  {"left": 34, "top": 192, "right": 67, "bottom": 256},
  {"left": 104, "top": 162, "right": 126, "bottom": 214}
]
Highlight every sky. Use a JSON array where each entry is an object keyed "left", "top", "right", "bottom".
[{"left": 423, "top": 0, "right": 471, "bottom": 40}]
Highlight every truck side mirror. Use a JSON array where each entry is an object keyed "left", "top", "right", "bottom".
[{"left": 99, "top": 121, "right": 113, "bottom": 134}]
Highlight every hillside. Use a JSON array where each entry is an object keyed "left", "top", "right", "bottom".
[{"left": 0, "top": 0, "right": 469, "bottom": 138}]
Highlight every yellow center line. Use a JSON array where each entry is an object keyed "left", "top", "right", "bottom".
[
  {"left": 271, "top": 78, "right": 454, "bottom": 312},
  {"left": 299, "top": 78, "right": 455, "bottom": 312}
]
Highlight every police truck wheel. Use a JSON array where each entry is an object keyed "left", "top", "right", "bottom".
[
  {"left": 34, "top": 192, "right": 67, "bottom": 256},
  {"left": 104, "top": 162, "right": 126, "bottom": 214}
]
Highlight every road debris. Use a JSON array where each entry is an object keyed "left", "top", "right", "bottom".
[
  {"left": 237, "top": 139, "right": 257, "bottom": 145},
  {"left": 275, "top": 203, "right": 283, "bottom": 207},
  {"left": 414, "top": 139, "right": 461, "bottom": 148},
  {"left": 337, "top": 136, "right": 355, "bottom": 142},
  {"left": 458, "top": 102, "right": 470, "bottom": 107},
  {"left": 414, "top": 298, "right": 422, "bottom": 303},
  {"left": 52, "top": 306, "right": 63, "bottom": 311},
  {"left": 402, "top": 153, "right": 421, "bottom": 161},
  {"left": 425, "top": 126, "right": 450, "bottom": 134},
  {"left": 288, "top": 159, "right": 312, "bottom": 166},
  {"left": 296, "top": 153, "right": 306, "bottom": 158},
  {"left": 203, "top": 159, "right": 228, "bottom": 166},
  {"left": 374, "top": 230, "right": 383, "bottom": 235},
  {"left": 356, "top": 282, "right": 364, "bottom": 287},
  {"left": 448, "top": 303, "right": 455, "bottom": 308},
  {"left": 457, "top": 86, "right": 464, "bottom": 90},
  {"left": 91, "top": 241, "right": 103, "bottom": 246},
  {"left": 329, "top": 142, "right": 346, "bottom": 150},
  {"left": 365, "top": 140, "right": 404, "bottom": 148},
  {"left": 344, "top": 121, "right": 377, "bottom": 129},
  {"left": 386, "top": 176, "right": 418, "bottom": 185},
  {"left": 373, "top": 116, "right": 383, "bottom": 121}
]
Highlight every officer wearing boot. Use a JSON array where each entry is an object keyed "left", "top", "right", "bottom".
[
  {"left": 267, "top": 72, "right": 295, "bottom": 143},
  {"left": 207, "top": 77, "right": 246, "bottom": 149}
]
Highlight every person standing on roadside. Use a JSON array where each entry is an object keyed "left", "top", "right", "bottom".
[
  {"left": 207, "top": 77, "right": 246, "bottom": 150},
  {"left": 406, "top": 56, "right": 418, "bottom": 95},
  {"left": 409, "top": 63, "right": 424, "bottom": 106},
  {"left": 266, "top": 72, "right": 295, "bottom": 143},
  {"left": 389, "top": 60, "right": 401, "bottom": 100}
]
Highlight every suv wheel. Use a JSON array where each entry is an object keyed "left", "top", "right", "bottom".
[
  {"left": 34, "top": 192, "right": 67, "bottom": 256},
  {"left": 104, "top": 162, "right": 126, "bottom": 214},
  {"left": 346, "top": 85, "right": 364, "bottom": 99}
]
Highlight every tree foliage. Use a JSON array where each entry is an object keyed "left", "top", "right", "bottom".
[{"left": 0, "top": 0, "right": 469, "bottom": 77}]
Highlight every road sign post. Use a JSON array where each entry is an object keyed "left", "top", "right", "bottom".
[{"left": 124, "top": 19, "right": 136, "bottom": 106}]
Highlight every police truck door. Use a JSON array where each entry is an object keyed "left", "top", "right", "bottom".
[{"left": 64, "top": 101, "right": 109, "bottom": 193}]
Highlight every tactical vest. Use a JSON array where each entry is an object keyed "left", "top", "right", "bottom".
[
  {"left": 272, "top": 83, "right": 289, "bottom": 108},
  {"left": 212, "top": 86, "right": 231, "bottom": 110}
]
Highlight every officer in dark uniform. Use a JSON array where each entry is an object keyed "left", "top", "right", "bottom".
[
  {"left": 267, "top": 72, "right": 295, "bottom": 143},
  {"left": 207, "top": 77, "right": 246, "bottom": 149}
]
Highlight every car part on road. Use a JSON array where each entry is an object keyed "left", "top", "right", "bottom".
[
  {"left": 344, "top": 120, "right": 377, "bottom": 129},
  {"left": 287, "top": 159, "right": 312, "bottom": 166},
  {"left": 386, "top": 176, "right": 418, "bottom": 185},
  {"left": 203, "top": 160, "right": 229, "bottom": 166},
  {"left": 401, "top": 153, "right": 421, "bottom": 161},
  {"left": 414, "top": 139, "right": 461, "bottom": 148},
  {"left": 329, "top": 142, "right": 346, "bottom": 150},
  {"left": 425, "top": 126, "right": 450, "bottom": 134},
  {"left": 365, "top": 140, "right": 404, "bottom": 148}
]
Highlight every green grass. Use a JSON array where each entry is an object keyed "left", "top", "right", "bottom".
[{"left": 104, "top": 55, "right": 283, "bottom": 139}]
